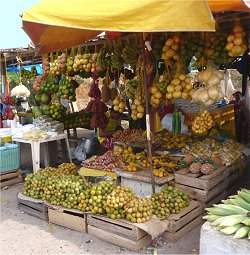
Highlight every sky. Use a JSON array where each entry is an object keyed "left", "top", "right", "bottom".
[{"left": 0, "top": 0, "right": 39, "bottom": 49}]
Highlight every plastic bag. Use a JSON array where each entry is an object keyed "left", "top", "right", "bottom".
[
  {"left": 161, "top": 113, "right": 188, "bottom": 134},
  {"left": 74, "top": 138, "right": 87, "bottom": 161}
]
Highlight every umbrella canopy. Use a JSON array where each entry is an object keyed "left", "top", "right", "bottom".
[
  {"left": 209, "top": 0, "right": 250, "bottom": 12},
  {"left": 22, "top": 0, "right": 215, "bottom": 53}
]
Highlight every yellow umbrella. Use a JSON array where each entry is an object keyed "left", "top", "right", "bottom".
[{"left": 22, "top": 0, "right": 215, "bottom": 53}]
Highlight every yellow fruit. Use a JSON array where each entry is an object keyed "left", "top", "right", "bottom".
[
  {"left": 166, "top": 38, "right": 174, "bottom": 46},
  {"left": 137, "top": 105, "right": 144, "bottom": 113},
  {"left": 232, "top": 45, "right": 243, "bottom": 56},
  {"left": 233, "top": 25, "right": 243, "bottom": 33},
  {"left": 179, "top": 74, "right": 186, "bottom": 81},
  {"left": 167, "top": 85, "right": 174, "bottom": 93},
  {"left": 172, "top": 79, "right": 180, "bottom": 86},
  {"left": 173, "top": 91, "right": 181, "bottom": 98},
  {"left": 171, "top": 44, "right": 179, "bottom": 51},
  {"left": 137, "top": 113, "right": 144, "bottom": 119},
  {"left": 227, "top": 35, "right": 234, "bottom": 42},
  {"left": 226, "top": 43, "right": 234, "bottom": 51},
  {"left": 185, "top": 83, "right": 193, "bottom": 91},
  {"left": 131, "top": 104, "right": 137, "bottom": 110},
  {"left": 114, "top": 106, "right": 119, "bottom": 111},
  {"left": 175, "top": 85, "right": 182, "bottom": 92},
  {"left": 119, "top": 102, "right": 125, "bottom": 108},
  {"left": 165, "top": 49, "right": 175, "bottom": 59},
  {"left": 150, "top": 86, "right": 158, "bottom": 94},
  {"left": 234, "top": 37, "right": 243, "bottom": 46},
  {"left": 182, "top": 92, "right": 188, "bottom": 99},
  {"left": 155, "top": 92, "right": 162, "bottom": 99},
  {"left": 166, "top": 93, "right": 172, "bottom": 100}
]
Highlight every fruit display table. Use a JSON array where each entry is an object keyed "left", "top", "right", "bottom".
[
  {"left": 115, "top": 168, "right": 174, "bottom": 196},
  {"left": 13, "top": 133, "right": 72, "bottom": 172},
  {"left": 200, "top": 222, "right": 250, "bottom": 255}
]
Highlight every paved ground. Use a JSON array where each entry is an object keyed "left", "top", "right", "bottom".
[{"left": 1, "top": 183, "right": 201, "bottom": 255}]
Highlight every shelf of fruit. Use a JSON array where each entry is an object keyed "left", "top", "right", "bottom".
[
  {"left": 82, "top": 151, "right": 124, "bottom": 172},
  {"left": 182, "top": 138, "right": 244, "bottom": 166},
  {"left": 22, "top": 162, "right": 190, "bottom": 223},
  {"left": 63, "top": 110, "right": 91, "bottom": 130}
]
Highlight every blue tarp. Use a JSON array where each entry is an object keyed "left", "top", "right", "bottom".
[{"left": 7, "top": 64, "right": 42, "bottom": 75}]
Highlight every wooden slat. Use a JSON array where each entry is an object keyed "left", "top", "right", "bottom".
[
  {"left": 164, "top": 216, "right": 202, "bottom": 242},
  {"left": 0, "top": 171, "right": 20, "bottom": 181},
  {"left": 18, "top": 204, "right": 48, "bottom": 221},
  {"left": 88, "top": 225, "right": 152, "bottom": 251},
  {"left": 48, "top": 208, "right": 85, "bottom": 232},
  {"left": 88, "top": 214, "right": 146, "bottom": 241},
  {"left": 168, "top": 206, "right": 202, "bottom": 232},
  {"left": 115, "top": 168, "right": 174, "bottom": 185},
  {"left": 18, "top": 199, "right": 45, "bottom": 212},
  {"left": 0, "top": 176, "right": 22, "bottom": 188},
  {"left": 168, "top": 200, "right": 199, "bottom": 221}
]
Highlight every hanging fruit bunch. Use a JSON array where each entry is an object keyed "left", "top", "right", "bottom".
[
  {"left": 50, "top": 53, "right": 60, "bottom": 76},
  {"left": 166, "top": 73, "right": 193, "bottom": 101},
  {"left": 40, "top": 75, "right": 59, "bottom": 94},
  {"left": 58, "top": 76, "right": 78, "bottom": 101},
  {"left": 101, "top": 77, "right": 111, "bottom": 103},
  {"left": 161, "top": 35, "right": 181, "bottom": 64},
  {"left": 66, "top": 49, "right": 76, "bottom": 76},
  {"left": 86, "top": 77, "right": 109, "bottom": 129},
  {"left": 131, "top": 94, "right": 145, "bottom": 120},
  {"left": 149, "top": 84, "right": 162, "bottom": 108},
  {"left": 192, "top": 110, "right": 213, "bottom": 135},
  {"left": 33, "top": 76, "right": 43, "bottom": 93},
  {"left": 42, "top": 55, "right": 50, "bottom": 75},
  {"left": 122, "top": 36, "right": 140, "bottom": 69},
  {"left": 97, "top": 42, "right": 111, "bottom": 71},
  {"left": 226, "top": 22, "right": 247, "bottom": 57},
  {"left": 112, "top": 95, "right": 126, "bottom": 113},
  {"left": 181, "top": 33, "right": 202, "bottom": 68},
  {"left": 192, "top": 67, "right": 224, "bottom": 106},
  {"left": 111, "top": 39, "right": 123, "bottom": 70},
  {"left": 124, "top": 77, "right": 140, "bottom": 100}
]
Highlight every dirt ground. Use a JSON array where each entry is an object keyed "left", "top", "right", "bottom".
[{"left": 0, "top": 183, "right": 201, "bottom": 255}]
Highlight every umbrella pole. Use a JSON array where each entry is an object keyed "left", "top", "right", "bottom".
[{"left": 141, "top": 33, "right": 155, "bottom": 194}]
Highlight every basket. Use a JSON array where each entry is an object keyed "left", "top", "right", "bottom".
[{"left": 0, "top": 143, "right": 20, "bottom": 172}]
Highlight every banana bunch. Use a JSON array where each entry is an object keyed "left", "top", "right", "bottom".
[
  {"left": 111, "top": 40, "right": 123, "bottom": 70},
  {"left": 97, "top": 46, "right": 110, "bottom": 71},
  {"left": 125, "top": 78, "right": 140, "bottom": 99},
  {"left": 204, "top": 189, "right": 250, "bottom": 239},
  {"left": 122, "top": 38, "right": 140, "bottom": 68}
]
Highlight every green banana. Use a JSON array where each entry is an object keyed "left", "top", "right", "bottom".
[
  {"left": 220, "top": 224, "right": 243, "bottom": 235},
  {"left": 232, "top": 197, "right": 250, "bottom": 211},
  {"left": 219, "top": 215, "right": 247, "bottom": 227},
  {"left": 241, "top": 218, "right": 250, "bottom": 226},
  {"left": 206, "top": 204, "right": 248, "bottom": 216},
  {"left": 203, "top": 215, "right": 221, "bottom": 222},
  {"left": 211, "top": 216, "right": 225, "bottom": 226},
  {"left": 233, "top": 226, "right": 250, "bottom": 239},
  {"left": 238, "top": 190, "right": 250, "bottom": 204}
]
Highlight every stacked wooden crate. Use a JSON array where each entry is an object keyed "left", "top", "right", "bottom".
[{"left": 87, "top": 214, "right": 152, "bottom": 251}]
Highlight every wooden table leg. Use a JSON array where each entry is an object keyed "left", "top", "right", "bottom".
[
  {"left": 31, "top": 141, "right": 40, "bottom": 172},
  {"left": 64, "top": 138, "right": 72, "bottom": 163}
]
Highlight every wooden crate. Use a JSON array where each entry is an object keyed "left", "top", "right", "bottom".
[
  {"left": 48, "top": 204, "right": 86, "bottom": 232},
  {"left": 87, "top": 214, "right": 147, "bottom": 241},
  {"left": 17, "top": 193, "right": 48, "bottom": 220},
  {"left": 175, "top": 167, "right": 226, "bottom": 203},
  {"left": 163, "top": 200, "right": 203, "bottom": 242},
  {"left": 1, "top": 170, "right": 22, "bottom": 188},
  {"left": 115, "top": 168, "right": 174, "bottom": 197}
]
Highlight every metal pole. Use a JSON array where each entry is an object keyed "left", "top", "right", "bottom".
[{"left": 141, "top": 33, "right": 155, "bottom": 193}]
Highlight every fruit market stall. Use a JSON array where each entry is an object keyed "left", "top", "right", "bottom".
[{"left": 17, "top": 0, "right": 250, "bottom": 251}]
